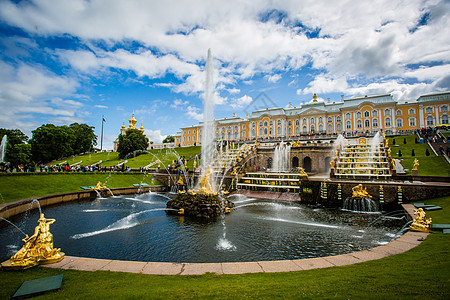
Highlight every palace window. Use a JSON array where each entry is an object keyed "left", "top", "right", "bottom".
[
  {"left": 242, "top": 131, "right": 246, "bottom": 138},
  {"left": 242, "top": 125, "right": 246, "bottom": 129},
  {"left": 310, "top": 117, "right": 315, "bottom": 123},
  {"left": 356, "top": 112, "right": 362, "bottom": 118},
  {"left": 234, "top": 132, "right": 238, "bottom": 139},
  {"left": 441, "top": 115, "right": 448, "bottom": 124},
  {"left": 346, "top": 120, "right": 351, "bottom": 129},
  {"left": 425, "top": 107, "right": 433, "bottom": 113},
  {"left": 222, "top": 133, "right": 225, "bottom": 139},
  {"left": 259, "top": 121, "right": 263, "bottom": 126},
  {"left": 193, "top": 130, "right": 196, "bottom": 134},
  {"left": 345, "top": 113, "right": 351, "bottom": 119},
  {"left": 199, "top": 135, "right": 201, "bottom": 140},
  {"left": 364, "top": 111, "right": 370, "bottom": 118},
  {"left": 188, "top": 130, "right": 190, "bottom": 134},
  {"left": 426, "top": 116, "right": 434, "bottom": 126},
  {"left": 385, "top": 117, "right": 391, "bottom": 127},
  {"left": 277, "top": 126, "right": 281, "bottom": 134},
  {"left": 396, "top": 110, "right": 402, "bottom": 116},
  {"left": 365, "top": 120, "right": 370, "bottom": 128},
  {"left": 234, "top": 125, "right": 238, "bottom": 130},
  {"left": 336, "top": 116, "right": 341, "bottom": 122},
  {"left": 252, "top": 129, "right": 255, "bottom": 136},
  {"left": 269, "top": 121, "right": 273, "bottom": 126},
  {"left": 396, "top": 118, "right": 403, "bottom": 128},
  {"left": 409, "top": 117, "right": 416, "bottom": 127},
  {"left": 264, "top": 128, "right": 268, "bottom": 135},
  {"left": 288, "top": 121, "right": 292, "bottom": 126},
  {"left": 328, "top": 117, "right": 332, "bottom": 123},
  {"left": 288, "top": 127, "right": 292, "bottom": 135},
  {"left": 259, "top": 127, "right": 263, "bottom": 135},
  {"left": 228, "top": 132, "right": 231, "bottom": 139},
  {"left": 252, "top": 122, "right": 256, "bottom": 127},
  {"left": 319, "top": 124, "right": 324, "bottom": 132},
  {"left": 319, "top": 117, "right": 323, "bottom": 123},
  {"left": 295, "top": 120, "right": 300, "bottom": 125},
  {"left": 357, "top": 120, "right": 362, "bottom": 129},
  {"left": 277, "top": 120, "right": 281, "bottom": 125},
  {"left": 373, "top": 118, "right": 378, "bottom": 127},
  {"left": 264, "top": 121, "right": 268, "bottom": 127},
  {"left": 188, "top": 136, "right": 190, "bottom": 141},
  {"left": 311, "top": 124, "right": 315, "bottom": 132},
  {"left": 303, "top": 126, "right": 307, "bottom": 134},
  {"left": 303, "top": 118, "right": 307, "bottom": 125},
  {"left": 409, "top": 108, "right": 415, "bottom": 114},
  {"left": 337, "top": 123, "right": 342, "bottom": 131},
  {"left": 269, "top": 128, "right": 273, "bottom": 135},
  {"left": 295, "top": 127, "right": 300, "bottom": 134},
  {"left": 183, "top": 137, "right": 186, "bottom": 142},
  {"left": 373, "top": 110, "right": 378, "bottom": 117},
  {"left": 193, "top": 135, "right": 196, "bottom": 141},
  {"left": 384, "top": 109, "right": 391, "bottom": 116},
  {"left": 441, "top": 105, "right": 448, "bottom": 112},
  {"left": 328, "top": 124, "right": 333, "bottom": 132}
]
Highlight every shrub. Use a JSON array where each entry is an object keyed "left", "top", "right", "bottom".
[
  {"left": 412, "top": 149, "right": 415, "bottom": 156},
  {"left": 403, "top": 138, "right": 407, "bottom": 144},
  {"left": 398, "top": 150, "right": 402, "bottom": 157},
  {"left": 426, "top": 148, "right": 430, "bottom": 156}
]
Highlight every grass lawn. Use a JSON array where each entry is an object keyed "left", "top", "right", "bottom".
[
  {"left": 389, "top": 135, "right": 450, "bottom": 176},
  {"left": 0, "top": 173, "right": 161, "bottom": 204},
  {"left": 50, "top": 146, "right": 201, "bottom": 169}
]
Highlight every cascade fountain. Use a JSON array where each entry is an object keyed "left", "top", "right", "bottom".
[
  {"left": 272, "top": 142, "right": 291, "bottom": 172},
  {"left": 332, "top": 132, "right": 391, "bottom": 180},
  {"left": 0, "top": 135, "right": 7, "bottom": 163}
]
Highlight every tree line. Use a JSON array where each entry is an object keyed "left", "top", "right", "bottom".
[{"left": 0, "top": 123, "right": 97, "bottom": 167}]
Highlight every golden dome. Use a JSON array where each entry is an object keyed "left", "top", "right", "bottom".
[
  {"left": 140, "top": 121, "right": 144, "bottom": 131},
  {"left": 129, "top": 110, "right": 137, "bottom": 129}
]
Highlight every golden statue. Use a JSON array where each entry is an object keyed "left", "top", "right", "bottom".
[
  {"left": 199, "top": 166, "right": 214, "bottom": 194},
  {"left": 387, "top": 148, "right": 391, "bottom": 156},
  {"left": 176, "top": 176, "right": 184, "bottom": 185},
  {"left": 410, "top": 208, "right": 432, "bottom": 232},
  {"left": 352, "top": 184, "right": 372, "bottom": 198},
  {"left": 391, "top": 158, "right": 396, "bottom": 168},
  {"left": 385, "top": 138, "right": 389, "bottom": 147},
  {"left": 193, "top": 160, "right": 197, "bottom": 171},
  {"left": 231, "top": 167, "right": 239, "bottom": 175},
  {"left": 296, "top": 167, "right": 308, "bottom": 177},
  {"left": 90, "top": 181, "right": 107, "bottom": 190},
  {"left": 177, "top": 190, "right": 186, "bottom": 194},
  {"left": 172, "top": 160, "right": 175, "bottom": 168},
  {"left": 412, "top": 158, "right": 419, "bottom": 171},
  {"left": 2, "top": 213, "right": 64, "bottom": 270},
  {"left": 330, "top": 160, "right": 335, "bottom": 169},
  {"left": 184, "top": 160, "right": 187, "bottom": 169}
]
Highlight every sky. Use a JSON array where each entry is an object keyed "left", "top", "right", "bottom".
[{"left": 0, "top": 0, "right": 449, "bottom": 149}]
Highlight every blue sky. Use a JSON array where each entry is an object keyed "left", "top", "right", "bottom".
[{"left": 0, "top": 0, "right": 449, "bottom": 149}]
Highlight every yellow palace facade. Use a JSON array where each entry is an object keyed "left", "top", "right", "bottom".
[{"left": 175, "top": 92, "right": 450, "bottom": 147}]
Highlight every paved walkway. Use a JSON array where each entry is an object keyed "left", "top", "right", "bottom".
[{"left": 42, "top": 204, "right": 427, "bottom": 275}]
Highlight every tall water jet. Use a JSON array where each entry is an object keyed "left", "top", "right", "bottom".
[
  {"left": 0, "top": 135, "right": 7, "bottom": 163},
  {"left": 272, "top": 142, "right": 291, "bottom": 172},
  {"left": 200, "top": 48, "right": 217, "bottom": 192}
]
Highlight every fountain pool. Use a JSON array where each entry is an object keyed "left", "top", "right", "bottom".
[{"left": 0, "top": 193, "right": 408, "bottom": 263}]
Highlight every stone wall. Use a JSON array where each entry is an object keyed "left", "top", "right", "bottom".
[{"left": 0, "top": 185, "right": 166, "bottom": 219}]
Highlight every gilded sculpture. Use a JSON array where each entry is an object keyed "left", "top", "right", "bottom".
[
  {"left": 412, "top": 158, "right": 419, "bottom": 171},
  {"left": 199, "top": 166, "right": 214, "bottom": 194},
  {"left": 90, "top": 181, "right": 107, "bottom": 190},
  {"left": 351, "top": 184, "right": 372, "bottom": 198},
  {"left": 409, "top": 208, "right": 432, "bottom": 232},
  {"left": 2, "top": 213, "right": 64, "bottom": 270},
  {"left": 329, "top": 160, "right": 335, "bottom": 169}
]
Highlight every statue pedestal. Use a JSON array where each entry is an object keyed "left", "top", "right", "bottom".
[{"left": 412, "top": 169, "right": 418, "bottom": 176}]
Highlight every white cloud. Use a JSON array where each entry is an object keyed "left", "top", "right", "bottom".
[
  {"left": 265, "top": 74, "right": 281, "bottom": 83},
  {"left": 186, "top": 106, "right": 203, "bottom": 121},
  {"left": 230, "top": 95, "right": 253, "bottom": 109},
  {"left": 170, "top": 99, "right": 189, "bottom": 108},
  {"left": 299, "top": 75, "right": 348, "bottom": 95},
  {"left": 95, "top": 104, "right": 108, "bottom": 108},
  {"left": 144, "top": 129, "right": 166, "bottom": 144}
]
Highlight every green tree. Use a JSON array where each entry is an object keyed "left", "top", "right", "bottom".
[
  {"left": 162, "top": 135, "right": 175, "bottom": 143},
  {"left": 30, "top": 124, "right": 76, "bottom": 163},
  {"left": 8, "top": 144, "right": 32, "bottom": 167},
  {"left": 117, "top": 129, "right": 149, "bottom": 159},
  {"left": 69, "top": 123, "right": 97, "bottom": 154},
  {"left": 0, "top": 128, "right": 30, "bottom": 164}
]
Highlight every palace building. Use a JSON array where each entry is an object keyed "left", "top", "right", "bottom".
[
  {"left": 113, "top": 111, "right": 145, "bottom": 151},
  {"left": 175, "top": 91, "right": 450, "bottom": 147}
]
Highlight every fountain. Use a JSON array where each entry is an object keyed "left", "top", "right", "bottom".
[
  {"left": 272, "top": 142, "right": 291, "bottom": 173},
  {"left": 166, "top": 49, "right": 234, "bottom": 218},
  {"left": 342, "top": 184, "right": 380, "bottom": 212},
  {"left": 0, "top": 135, "right": 7, "bottom": 163},
  {"left": 332, "top": 132, "right": 391, "bottom": 180}
]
